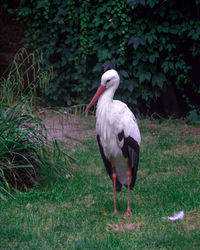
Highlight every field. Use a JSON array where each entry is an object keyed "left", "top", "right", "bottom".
[{"left": 0, "top": 114, "right": 200, "bottom": 249}]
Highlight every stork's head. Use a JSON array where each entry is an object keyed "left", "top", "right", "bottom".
[
  {"left": 100, "top": 69, "right": 120, "bottom": 88},
  {"left": 86, "top": 69, "right": 120, "bottom": 112}
]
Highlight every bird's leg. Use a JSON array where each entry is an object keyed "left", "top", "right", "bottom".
[
  {"left": 125, "top": 162, "right": 132, "bottom": 217},
  {"left": 110, "top": 157, "right": 117, "bottom": 215}
]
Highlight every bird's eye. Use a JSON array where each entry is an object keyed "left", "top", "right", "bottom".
[{"left": 106, "top": 79, "right": 111, "bottom": 83}]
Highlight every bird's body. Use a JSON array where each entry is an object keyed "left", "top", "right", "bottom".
[
  {"left": 96, "top": 98, "right": 140, "bottom": 188},
  {"left": 86, "top": 69, "right": 141, "bottom": 216}
]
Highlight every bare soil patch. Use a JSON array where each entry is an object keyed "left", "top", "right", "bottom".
[{"left": 39, "top": 109, "right": 95, "bottom": 147}]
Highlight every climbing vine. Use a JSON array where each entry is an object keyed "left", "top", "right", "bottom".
[{"left": 4, "top": 0, "right": 200, "bottom": 115}]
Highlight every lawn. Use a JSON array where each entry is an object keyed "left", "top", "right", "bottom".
[{"left": 0, "top": 116, "right": 200, "bottom": 249}]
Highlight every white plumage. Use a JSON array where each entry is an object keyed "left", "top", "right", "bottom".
[
  {"left": 96, "top": 99, "right": 141, "bottom": 156},
  {"left": 86, "top": 69, "right": 141, "bottom": 216}
]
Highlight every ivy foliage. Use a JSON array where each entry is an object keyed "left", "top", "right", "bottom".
[{"left": 7, "top": 0, "right": 200, "bottom": 111}]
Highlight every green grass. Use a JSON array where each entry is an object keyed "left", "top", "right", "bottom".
[
  {"left": 0, "top": 101, "right": 72, "bottom": 200},
  {"left": 0, "top": 48, "right": 52, "bottom": 106},
  {"left": 0, "top": 117, "right": 200, "bottom": 249},
  {"left": 0, "top": 49, "right": 70, "bottom": 200}
]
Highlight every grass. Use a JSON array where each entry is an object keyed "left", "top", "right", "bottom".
[
  {"left": 0, "top": 48, "right": 69, "bottom": 200},
  {"left": 0, "top": 117, "right": 200, "bottom": 249},
  {"left": 0, "top": 100, "right": 72, "bottom": 200},
  {"left": 0, "top": 48, "right": 52, "bottom": 106}
]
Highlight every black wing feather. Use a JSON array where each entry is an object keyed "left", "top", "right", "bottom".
[
  {"left": 97, "top": 135, "right": 122, "bottom": 192},
  {"left": 118, "top": 130, "right": 140, "bottom": 190}
]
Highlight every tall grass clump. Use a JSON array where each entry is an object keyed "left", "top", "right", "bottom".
[
  {"left": 0, "top": 100, "right": 45, "bottom": 196},
  {"left": 0, "top": 48, "right": 52, "bottom": 106},
  {"left": 0, "top": 49, "right": 71, "bottom": 201}
]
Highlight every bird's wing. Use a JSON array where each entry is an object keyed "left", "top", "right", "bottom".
[
  {"left": 117, "top": 129, "right": 140, "bottom": 189},
  {"left": 97, "top": 135, "right": 122, "bottom": 192},
  {"left": 112, "top": 100, "right": 141, "bottom": 146},
  {"left": 113, "top": 101, "right": 140, "bottom": 189}
]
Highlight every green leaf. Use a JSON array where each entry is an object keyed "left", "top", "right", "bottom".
[
  {"left": 161, "top": 61, "right": 174, "bottom": 73},
  {"left": 149, "top": 51, "right": 159, "bottom": 63},
  {"left": 128, "top": 37, "right": 140, "bottom": 50},
  {"left": 137, "top": 72, "right": 151, "bottom": 83},
  {"left": 152, "top": 73, "right": 166, "bottom": 88},
  {"left": 127, "top": 79, "right": 138, "bottom": 92},
  {"left": 36, "top": 1, "right": 47, "bottom": 9}
]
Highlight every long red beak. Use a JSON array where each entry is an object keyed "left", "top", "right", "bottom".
[{"left": 86, "top": 85, "right": 106, "bottom": 112}]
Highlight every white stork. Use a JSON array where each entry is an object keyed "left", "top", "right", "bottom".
[{"left": 86, "top": 69, "right": 141, "bottom": 216}]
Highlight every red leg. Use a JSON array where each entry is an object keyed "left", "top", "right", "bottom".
[
  {"left": 124, "top": 162, "right": 132, "bottom": 216},
  {"left": 110, "top": 157, "right": 117, "bottom": 215}
]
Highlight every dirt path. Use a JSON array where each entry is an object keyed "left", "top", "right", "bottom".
[{"left": 39, "top": 109, "right": 96, "bottom": 147}]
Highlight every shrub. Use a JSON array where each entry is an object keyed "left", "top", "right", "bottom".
[
  {"left": 0, "top": 100, "right": 44, "bottom": 195},
  {"left": 0, "top": 99, "right": 75, "bottom": 200},
  {"left": 4, "top": 0, "right": 200, "bottom": 115},
  {"left": 0, "top": 49, "right": 71, "bottom": 200}
]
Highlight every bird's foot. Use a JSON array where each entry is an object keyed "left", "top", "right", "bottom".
[{"left": 124, "top": 209, "right": 132, "bottom": 217}]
